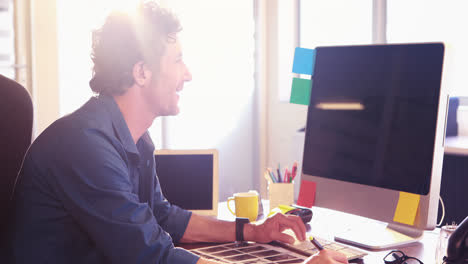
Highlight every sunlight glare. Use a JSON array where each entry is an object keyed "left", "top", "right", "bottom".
[
  {"left": 110, "top": 0, "right": 138, "bottom": 14},
  {"left": 57, "top": 0, "right": 143, "bottom": 116}
]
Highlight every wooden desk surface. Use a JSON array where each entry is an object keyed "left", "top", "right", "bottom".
[{"left": 198, "top": 201, "right": 440, "bottom": 263}]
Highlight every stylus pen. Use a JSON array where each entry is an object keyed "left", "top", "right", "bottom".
[{"left": 309, "top": 236, "right": 324, "bottom": 251}]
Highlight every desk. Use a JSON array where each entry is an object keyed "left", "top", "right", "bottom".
[
  {"left": 445, "top": 136, "right": 468, "bottom": 156},
  {"left": 182, "top": 201, "right": 440, "bottom": 263},
  {"left": 297, "top": 206, "right": 438, "bottom": 263}
]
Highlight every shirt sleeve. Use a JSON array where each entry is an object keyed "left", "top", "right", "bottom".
[
  {"left": 151, "top": 172, "right": 193, "bottom": 243},
  {"left": 50, "top": 129, "right": 200, "bottom": 264}
]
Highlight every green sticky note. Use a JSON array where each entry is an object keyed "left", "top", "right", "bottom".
[{"left": 290, "top": 77, "right": 312, "bottom": 105}]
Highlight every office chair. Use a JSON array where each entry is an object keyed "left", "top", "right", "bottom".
[{"left": 0, "top": 74, "right": 33, "bottom": 249}]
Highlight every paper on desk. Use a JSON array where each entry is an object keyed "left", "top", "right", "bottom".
[{"left": 393, "top": 191, "right": 420, "bottom": 226}]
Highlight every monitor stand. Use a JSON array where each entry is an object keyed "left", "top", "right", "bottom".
[{"left": 334, "top": 222, "right": 423, "bottom": 250}]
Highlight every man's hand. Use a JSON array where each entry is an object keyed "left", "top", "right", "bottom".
[
  {"left": 303, "top": 249, "right": 349, "bottom": 264},
  {"left": 245, "top": 212, "right": 307, "bottom": 244}
]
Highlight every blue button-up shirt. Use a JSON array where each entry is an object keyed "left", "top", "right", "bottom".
[{"left": 11, "top": 95, "right": 199, "bottom": 264}]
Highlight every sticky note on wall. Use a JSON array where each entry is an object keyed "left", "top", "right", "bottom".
[
  {"left": 290, "top": 77, "right": 312, "bottom": 105},
  {"left": 393, "top": 192, "right": 421, "bottom": 226},
  {"left": 292, "top": 47, "right": 316, "bottom": 75}
]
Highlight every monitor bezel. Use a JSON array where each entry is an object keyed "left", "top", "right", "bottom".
[{"left": 154, "top": 149, "right": 219, "bottom": 217}]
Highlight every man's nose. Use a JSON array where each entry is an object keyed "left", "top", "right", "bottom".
[{"left": 184, "top": 65, "right": 192, "bottom": 82}]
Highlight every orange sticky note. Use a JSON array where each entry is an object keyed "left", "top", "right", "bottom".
[
  {"left": 393, "top": 192, "right": 421, "bottom": 226},
  {"left": 296, "top": 180, "right": 316, "bottom": 208}
]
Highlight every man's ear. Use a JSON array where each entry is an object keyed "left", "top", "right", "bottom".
[{"left": 132, "top": 61, "right": 152, "bottom": 86}]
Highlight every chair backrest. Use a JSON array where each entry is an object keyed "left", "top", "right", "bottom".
[{"left": 0, "top": 74, "right": 33, "bottom": 238}]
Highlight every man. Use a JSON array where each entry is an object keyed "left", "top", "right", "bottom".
[{"left": 11, "top": 2, "right": 347, "bottom": 264}]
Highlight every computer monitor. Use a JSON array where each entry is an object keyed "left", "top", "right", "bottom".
[
  {"left": 301, "top": 43, "right": 447, "bottom": 249},
  {"left": 154, "top": 149, "right": 219, "bottom": 216}
]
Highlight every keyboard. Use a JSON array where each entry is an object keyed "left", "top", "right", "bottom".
[{"left": 279, "top": 229, "right": 368, "bottom": 261}]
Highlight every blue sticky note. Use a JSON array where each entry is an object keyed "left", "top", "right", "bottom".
[{"left": 292, "top": 47, "right": 315, "bottom": 75}]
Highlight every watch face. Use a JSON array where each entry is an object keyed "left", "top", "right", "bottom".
[{"left": 236, "top": 217, "right": 250, "bottom": 223}]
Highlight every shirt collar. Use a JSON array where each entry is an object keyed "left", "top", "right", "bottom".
[{"left": 98, "top": 94, "right": 139, "bottom": 155}]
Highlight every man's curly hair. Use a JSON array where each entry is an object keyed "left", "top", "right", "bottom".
[{"left": 89, "top": 1, "right": 181, "bottom": 95}]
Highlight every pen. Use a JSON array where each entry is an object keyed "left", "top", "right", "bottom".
[
  {"left": 284, "top": 168, "right": 290, "bottom": 183},
  {"left": 267, "top": 168, "right": 277, "bottom": 183},
  {"left": 277, "top": 163, "right": 282, "bottom": 183},
  {"left": 309, "top": 236, "right": 324, "bottom": 251},
  {"left": 291, "top": 161, "right": 298, "bottom": 182}
]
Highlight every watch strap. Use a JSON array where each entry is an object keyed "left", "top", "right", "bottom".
[{"left": 235, "top": 217, "right": 249, "bottom": 242}]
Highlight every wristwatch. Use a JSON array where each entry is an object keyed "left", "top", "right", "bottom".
[{"left": 235, "top": 217, "right": 250, "bottom": 242}]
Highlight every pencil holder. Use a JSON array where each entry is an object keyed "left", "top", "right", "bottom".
[{"left": 268, "top": 182, "right": 294, "bottom": 211}]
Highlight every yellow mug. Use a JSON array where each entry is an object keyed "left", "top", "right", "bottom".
[{"left": 227, "top": 192, "right": 259, "bottom": 222}]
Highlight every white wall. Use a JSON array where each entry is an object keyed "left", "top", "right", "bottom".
[
  {"left": 30, "top": 0, "right": 59, "bottom": 135},
  {"left": 262, "top": 0, "right": 307, "bottom": 199}
]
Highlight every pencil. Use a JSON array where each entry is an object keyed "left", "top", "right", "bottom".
[{"left": 267, "top": 168, "right": 277, "bottom": 183}]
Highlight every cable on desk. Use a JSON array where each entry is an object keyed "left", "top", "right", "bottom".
[{"left": 437, "top": 195, "right": 446, "bottom": 227}]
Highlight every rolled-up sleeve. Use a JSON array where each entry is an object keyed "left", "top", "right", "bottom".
[
  {"left": 151, "top": 174, "right": 193, "bottom": 243},
  {"left": 50, "top": 129, "right": 199, "bottom": 264}
]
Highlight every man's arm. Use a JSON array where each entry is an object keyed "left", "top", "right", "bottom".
[
  {"left": 178, "top": 205, "right": 350, "bottom": 264},
  {"left": 50, "top": 131, "right": 199, "bottom": 264},
  {"left": 180, "top": 212, "right": 307, "bottom": 244},
  {"left": 183, "top": 213, "right": 307, "bottom": 264}
]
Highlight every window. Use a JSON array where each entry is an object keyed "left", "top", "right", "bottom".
[
  {"left": 160, "top": 1, "right": 255, "bottom": 149},
  {"left": 387, "top": 1, "right": 468, "bottom": 96},
  {"left": 292, "top": 0, "right": 372, "bottom": 102},
  {"left": 0, "top": 0, "right": 15, "bottom": 79},
  {"left": 57, "top": 0, "right": 115, "bottom": 118},
  {"left": 298, "top": 1, "right": 468, "bottom": 97},
  {"left": 300, "top": 0, "right": 372, "bottom": 48}
]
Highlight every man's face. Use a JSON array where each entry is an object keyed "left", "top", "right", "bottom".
[{"left": 143, "top": 38, "right": 192, "bottom": 117}]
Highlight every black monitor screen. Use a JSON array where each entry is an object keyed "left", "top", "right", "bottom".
[
  {"left": 155, "top": 154, "right": 213, "bottom": 210},
  {"left": 302, "top": 43, "right": 444, "bottom": 195}
]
